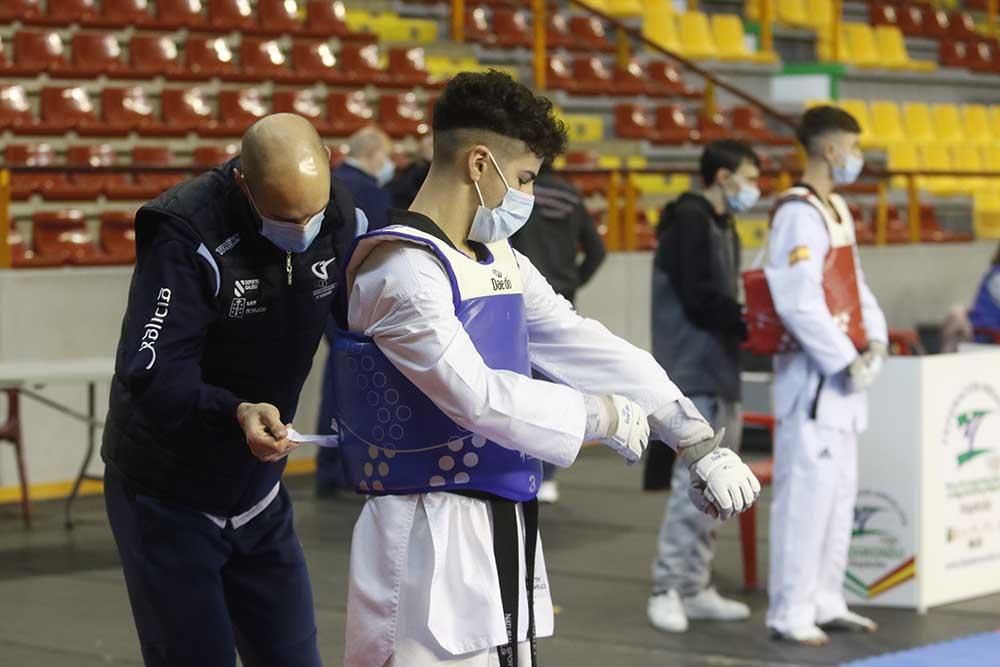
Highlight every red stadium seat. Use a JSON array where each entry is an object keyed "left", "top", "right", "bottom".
[
  {"left": 465, "top": 7, "right": 496, "bottom": 46},
  {"left": 258, "top": 0, "right": 306, "bottom": 34},
  {"left": 273, "top": 89, "right": 333, "bottom": 134},
  {"left": 183, "top": 36, "right": 237, "bottom": 79},
  {"left": 204, "top": 88, "right": 268, "bottom": 136},
  {"left": 38, "top": 87, "right": 99, "bottom": 134},
  {"left": 100, "top": 211, "right": 138, "bottom": 263},
  {"left": 949, "top": 11, "right": 978, "bottom": 41},
  {"left": 379, "top": 92, "right": 429, "bottom": 138},
  {"left": 571, "top": 57, "right": 615, "bottom": 95},
  {"left": 69, "top": 32, "right": 126, "bottom": 76},
  {"left": 924, "top": 7, "right": 950, "bottom": 39},
  {"left": 387, "top": 48, "right": 431, "bottom": 88},
  {"left": 238, "top": 38, "right": 289, "bottom": 80},
  {"left": 192, "top": 144, "right": 239, "bottom": 168},
  {"left": 562, "top": 150, "right": 608, "bottom": 197},
  {"left": 939, "top": 41, "right": 970, "bottom": 69},
  {"left": 96, "top": 86, "right": 156, "bottom": 135},
  {"left": 696, "top": 110, "right": 731, "bottom": 143},
  {"left": 568, "top": 15, "right": 615, "bottom": 52},
  {"left": 4, "top": 144, "right": 69, "bottom": 200},
  {"left": 614, "top": 104, "right": 659, "bottom": 141},
  {"left": 654, "top": 104, "right": 698, "bottom": 144},
  {"left": 128, "top": 146, "right": 186, "bottom": 198},
  {"left": 304, "top": 0, "right": 351, "bottom": 39},
  {"left": 0, "top": 85, "right": 38, "bottom": 133},
  {"left": 646, "top": 60, "right": 697, "bottom": 98},
  {"left": 1, "top": 0, "right": 42, "bottom": 23},
  {"left": 129, "top": 34, "right": 184, "bottom": 77},
  {"left": 327, "top": 91, "right": 374, "bottom": 137},
  {"left": 869, "top": 1, "right": 898, "bottom": 28},
  {"left": 494, "top": 8, "right": 532, "bottom": 49},
  {"left": 546, "top": 11, "right": 574, "bottom": 50},
  {"left": 149, "top": 0, "right": 205, "bottom": 29},
  {"left": 159, "top": 87, "right": 216, "bottom": 135},
  {"left": 968, "top": 40, "right": 996, "bottom": 74},
  {"left": 286, "top": 40, "right": 344, "bottom": 84},
  {"left": 612, "top": 60, "right": 650, "bottom": 96},
  {"left": 9, "top": 229, "right": 65, "bottom": 268},
  {"left": 546, "top": 55, "right": 575, "bottom": 92},
  {"left": 208, "top": 0, "right": 257, "bottom": 32},
  {"left": 33, "top": 210, "right": 115, "bottom": 266},
  {"left": 0, "top": 35, "right": 8, "bottom": 71},
  {"left": 9, "top": 31, "right": 68, "bottom": 76},
  {"left": 46, "top": 0, "right": 100, "bottom": 25},
  {"left": 93, "top": 0, "right": 153, "bottom": 28},
  {"left": 339, "top": 43, "right": 388, "bottom": 85},
  {"left": 60, "top": 144, "right": 131, "bottom": 200},
  {"left": 731, "top": 105, "right": 793, "bottom": 145},
  {"left": 898, "top": 3, "right": 927, "bottom": 37}
]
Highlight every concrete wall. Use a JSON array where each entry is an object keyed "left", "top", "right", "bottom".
[{"left": 0, "top": 239, "right": 996, "bottom": 493}]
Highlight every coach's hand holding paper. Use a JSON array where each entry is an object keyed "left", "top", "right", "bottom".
[{"left": 237, "top": 402, "right": 299, "bottom": 463}]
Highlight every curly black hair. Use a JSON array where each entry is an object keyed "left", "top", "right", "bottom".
[
  {"left": 432, "top": 70, "right": 568, "bottom": 160},
  {"left": 796, "top": 105, "right": 862, "bottom": 153}
]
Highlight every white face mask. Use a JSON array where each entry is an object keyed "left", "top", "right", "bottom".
[
  {"left": 468, "top": 152, "right": 535, "bottom": 244},
  {"left": 832, "top": 152, "right": 864, "bottom": 185},
  {"left": 725, "top": 182, "right": 760, "bottom": 213},
  {"left": 260, "top": 209, "right": 324, "bottom": 253}
]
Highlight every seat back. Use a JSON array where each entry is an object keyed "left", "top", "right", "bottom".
[
  {"left": 642, "top": 5, "right": 679, "bottom": 53},
  {"left": 678, "top": 12, "right": 717, "bottom": 59},
  {"left": 258, "top": 0, "right": 304, "bottom": 32},
  {"left": 273, "top": 89, "right": 326, "bottom": 122},
  {"left": 217, "top": 88, "right": 268, "bottom": 130},
  {"left": 101, "top": 86, "right": 155, "bottom": 128},
  {"left": 208, "top": 0, "right": 256, "bottom": 30},
  {"left": 0, "top": 85, "right": 35, "bottom": 129},
  {"left": 40, "top": 87, "right": 99, "bottom": 127},
  {"left": 67, "top": 144, "right": 130, "bottom": 191},
  {"left": 239, "top": 38, "right": 288, "bottom": 75},
  {"left": 961, "top": 104, "right": 993, "bottom": 144},
  {"left": 161, "top": 87, "right": 215, "bottom": 128},
  {"left": 931, "top": 104, "right": 965, "bottom": 144},
  {"left": 14, "top": 31, "right": 68, "bottom": 72},
  {"left": 156, "top": 0, "right": 206, "bottom": 27},
  {"left": 870, "top": 101, "right": 905, "bottom": 144},
  {"left": 192, "top": 144, "right": 239, "bottom": 168},
  {"left": 902, "top": 102, "right": 936, "bottom": 143},
  {"left": 185, "top": 36, "right": 235, "bottom": 76},
  {"left": 71, "top": 32, "right": 123, "bottom": 72},
  {"left": 712, "top": 14, "right": 749, "bottom": 59},
  {"left": 305, "top": 0, "right": 349, "bottom": 37},
  {"left": 130, "top": 34, "right": 181, "bottom": 73}
]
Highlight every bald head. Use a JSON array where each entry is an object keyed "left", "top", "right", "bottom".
[{"left": 237, "top": 113, "right": 330, "bottom": 224}]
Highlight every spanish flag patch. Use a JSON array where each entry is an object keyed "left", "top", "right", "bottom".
[{"left": 788, "top": 245, "right": 812, "bottom": 266}]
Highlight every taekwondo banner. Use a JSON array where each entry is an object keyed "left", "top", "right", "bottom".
[{"left": 849, "top": 351, "right": 1000, "bottom": 611}]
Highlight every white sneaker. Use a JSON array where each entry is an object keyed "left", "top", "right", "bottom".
[
  {"left": 770, "top": 624, "right": 830, "bottom": 646},
  {"left": 537, "top": 480, "right": 559, "bottom": 504},
  {"left": 818, "top": 609, "right": 878, "bottom": 633},
  {"left": 682, "top": 587, "right": 751, "bottom": 621},
  {"left": 647, "top": 590, "right": 689, "bottom": 633}
]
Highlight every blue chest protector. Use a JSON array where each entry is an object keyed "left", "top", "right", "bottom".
[{"left": 333, "top": 226, "right": 543, "bottom": 502}]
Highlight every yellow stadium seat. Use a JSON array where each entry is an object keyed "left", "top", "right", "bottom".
[
  {"left": 642, "top": 5, "right": 680, "bottom": 53},
  {"left": 953, "top": 144, "right": 988, "bottom": 191},
  {"left": 985, "top": 145, "right": 1000, "bottom": 172},
  {"left": 931, "top": 104, "right": 965, "bottom": 145},
  {"left": 345, "top": 11, "right": 437, "bottom": 43},
  {"left": 839, "top": 99, "right": 877, "bottom": 148},
  {"left": 777, "top": 0, "right": 810, "bottom": 27},
  {"left": 887, "top": 142, "right": 919, "bottom": 190},
  {"left": 598, "top": 155, "right": 622, "bottom": 169},
  {"left": 871, "top": 101, "right": 906, "bottom": 145},
  {"left": 712, "top": 14, "right": 778, "bottom": 63},
  {"left": 561, "top": 114, "right": 605, "bottom": 143},
  {"left": 604, "top": 0, "right": 644, "bottom": 16},
  {"left": 974, "top": 190, "right": 1000, "bottom": 239},
  {"left": 678, "top": 12, "right": 719, "bottom": 59},
  {"left": 962, "top": 104, "right": 994, "bottom": 145},
  {"left": 736, "top": 219, "right": 769, "bottom": 249},
  {"left": 989, "top": 106, "right": 1000, "bottom": 136},
  {"left": 902, "top": 102, "right": 936, "bottom": 144},
  {"left": 919, "top": 143, "right": 960, "bottom": 195},
  {"left": 667, "top": 174, "right": 692, "bottom": 193},
  {"left": 625, "top": 155, "right": 648, "bottom": 169},
  {"left": 874, "top": 25, "right": 936, "bottom": 72},
  {"left": 804, "top": 0, "right": 834, "bottom": 28},
  {"left": 632, "top": 174, "right": 672, "bottom": 195},
  {"left": 844, "top": 23, "right": 880, "bottom": 67}
]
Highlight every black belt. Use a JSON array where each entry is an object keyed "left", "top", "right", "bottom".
[{"left": 492, "top": 498, "right": 539, "bottom": 667}]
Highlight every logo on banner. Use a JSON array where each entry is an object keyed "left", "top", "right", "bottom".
[
  {"left": 846, "top": 489, "right": 914, "bottom": 600},
  {"left": 941, "top": 383, "right": 1000, "bottom": 568}
]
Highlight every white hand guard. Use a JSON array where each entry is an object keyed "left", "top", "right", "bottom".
[
  {"left": 585, "top": 394, "right": 650, "bottom": 464},
  {"left": 680, "top": 429, "right": 762, "bottom": 521}
]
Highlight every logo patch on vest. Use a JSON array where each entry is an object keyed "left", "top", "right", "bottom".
[
  {"left": 229, "top": 278, "right": 266, "bottom": 318},
  {"left": 310, "top": 257, "right": 338, "bottom": 300},
  {"left": 139, "top": 288, "right": 171, "bottom": 369},
  {"left": 215, "top": 233, "right": 241, "bottom": 255},
  {"left": 490, "top": 268, "right": 513, "bottom": 292}
]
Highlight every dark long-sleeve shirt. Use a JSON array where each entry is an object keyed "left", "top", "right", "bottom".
[
  {"left": 511, "top": 170, "right": 606, "bottom": 302},
  {"left": 334, "top": 162, "right": 391, "bottom": 231}
]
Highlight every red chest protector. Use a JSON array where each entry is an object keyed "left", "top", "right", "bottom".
[{"left": 743, "top": 187, "right": 869, "bottom": 355}]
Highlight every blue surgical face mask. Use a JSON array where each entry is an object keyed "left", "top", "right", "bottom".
[
  {"left": 376, "top": 159, "right": 395, "bottom": 187},
  {"left": 725, "top": 182, "right": 760, "bottom": 213},
  {"left": 832, "top": 152, "right": 864, "bottom": 185},
  {"left": 469, "top": 152, "right": 535, "bottom": 244},
  {"left": 260, "top": 209, "right": 324, "bottom": 253}
]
